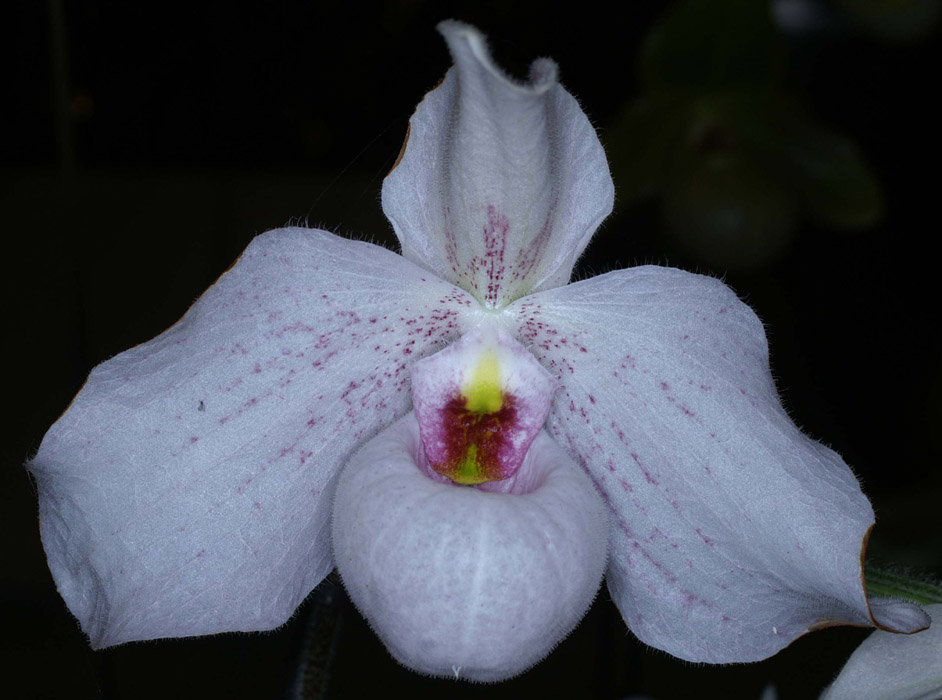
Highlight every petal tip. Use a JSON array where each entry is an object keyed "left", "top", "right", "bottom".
[
  {"left": 437, "top": 20, "right": 558, "bottom": 95},
  {"left": 869, "top": 597, "right": 933, "bottom": 634}
]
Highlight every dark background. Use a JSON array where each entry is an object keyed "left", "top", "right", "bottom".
[{"left": 3, "top": 1, "right": 939, "bottom": 698}]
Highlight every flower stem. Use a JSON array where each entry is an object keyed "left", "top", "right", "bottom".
[{"left": 865, "top": 564, "right": 942, "bottom": 605}]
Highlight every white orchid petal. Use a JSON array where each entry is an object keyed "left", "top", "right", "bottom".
[
  {"left": 821, "top": 604, "right": 940, "bottom": 700},
  {"left": 332, "top": 412, "right": 608, "bottom": 682},
  {"left": 381, "top": 21, "right": 614, "bottom": 308},
  {"left": 28, "top": 227, "right": 475, "bottom": 648},
  {"left": 508, "top": 266, "right": 927, "bottom": 663}
]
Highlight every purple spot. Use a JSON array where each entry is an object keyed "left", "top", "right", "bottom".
[
  {"left": 631, "top": 452, "right": 658, "bottom": 485},
  {"left": 696, "top": 528, "right": 715, "bottom": 547}
]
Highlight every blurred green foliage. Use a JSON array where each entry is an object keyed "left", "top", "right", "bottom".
[{"left": 608, "top": 0, "right": 884, "bottom": 270}]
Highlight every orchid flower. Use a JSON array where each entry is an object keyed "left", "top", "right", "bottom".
[{"left": 28, "top": 21, "right": 929, "bottom": 683}]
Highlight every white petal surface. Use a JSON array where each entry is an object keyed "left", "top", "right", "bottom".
[
  {"left": 332, "top": 412, "right": 608, "bottom": 682},
  {"left": 28, "top": 227, "right": 475, "bottom": 647},
  {"left": 507, "top": 266, "right": 927, "bottom": 662},
  {"left": 382, "top": 21, "right": 614, "bottom": 308},
  {"left": 821, "top": 603, "right": 940, "bottom": 700}
]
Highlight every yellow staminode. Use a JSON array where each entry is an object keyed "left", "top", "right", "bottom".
[{"left": 461, "top": 351, "right": 503, "bottom": 414}]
